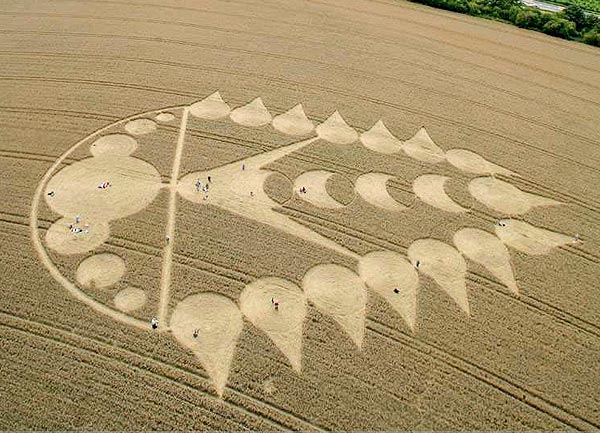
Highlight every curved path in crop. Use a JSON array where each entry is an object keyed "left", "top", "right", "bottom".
[{"left": 2, "top": 0, "right": 600, "bottom": 430}]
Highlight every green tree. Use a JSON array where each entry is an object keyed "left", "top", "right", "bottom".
[
  {"left": 485, "top": 0, "right": 520, "bottom": 8},
  {"left": 583, "top": 29, "right": 600, "bottom": 46},
  {"left": 508, "top": 5, "right": 522, "bottom": 21},
  {"left": 515, "top": 9, "right": 543, "bottom": 28},
  {"left": 481, "top": 0, "right": 521, "bottom": 19},
  {"left": 542, "top": 16, "right": 577, "bottom": 37},
  {"left": 467, "top": 0, "right": 484, "bottom": 14},
  {"left": 561, "top": 5, "right": 587, "bottom": 31}
]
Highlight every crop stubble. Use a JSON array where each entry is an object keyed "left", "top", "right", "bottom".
[{"left": 1, "top": 0, "right": 600, "bottom": 429}]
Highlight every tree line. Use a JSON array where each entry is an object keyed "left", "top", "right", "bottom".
[{"left": 408, "top": 0, "right": 600, "bottom": 47}]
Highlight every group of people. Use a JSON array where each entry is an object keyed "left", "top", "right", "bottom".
[
  {"left": 98, "top": 181, "right": 112, "bottom": 190},
  {"left": 68, "top": 215, "right": 89, "bottom": 235},
  {"left": 195, "top": 176, "right": 211, "bottom": 200},
  {"left": 299, "top": 187, "right": 307, "bottom": 194}
]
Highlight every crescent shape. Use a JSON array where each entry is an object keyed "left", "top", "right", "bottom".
[
  {"left": 413, "top": 174, "right": 467, "bottom": 213},
  {"left": 355, "top": 173, "right": 407, "bottom": 212},
  {"left": 294, "top": 170, "right": 345, "bottom": 209}
]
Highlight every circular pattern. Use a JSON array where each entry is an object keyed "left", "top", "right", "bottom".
[
  {"left": 124, "top": 118, "right": 157, "bottom": 135},
  {"left": 45, "top": 155, "right": 162, "bottom": 222},
  {"left": 76, "top": 253, "right": 126, "bottom": 289},
  {"left": 90, "top": 134, "right": 137, "bottom": 157},
  {"left": 155, "top": 112, "right": 175, "bottom": 123},
  {"left": 114, "top": 287, "right": 147, "bottom": 312},
  {"left": 45, "top": 218, "right": 110, "bottom": 255}
]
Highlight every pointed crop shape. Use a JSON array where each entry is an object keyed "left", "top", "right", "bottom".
[
  {"left": 360, "top": 120, "right": 402, "bottom": 154},
  {"left": 230, "top": 97, "right": 272, "bottom": 127},
  {"left": 316, "top": 111, "right": 358, "bottom": 144},
  {"left": 189, "top": 91, "right": 231, "bottom": 119},
  {"left": 303, "top": 264, "right": 367, "bottom": 348}
]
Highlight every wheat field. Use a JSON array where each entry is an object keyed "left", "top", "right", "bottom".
[{"left": 1, "top": 0, "right": 600, "bottom": 430}]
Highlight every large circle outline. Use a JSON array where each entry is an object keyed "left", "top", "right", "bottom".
[{"left": 30, "top": 105, "right": 188, "bottom": 331}]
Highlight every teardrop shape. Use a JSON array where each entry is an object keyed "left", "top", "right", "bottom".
[
  {"left": 354, "top": 172, "right": 407, "bottom": 212},
  {"left": 402, "top": 127, "right": 445, "bottom": 164},
  {"left": 189, "top": 91, "right": 231, "bottom": 119},
  {"left": 315, "top": 111, "right": 358, "bottom": 144},
  {"left": 495, "top": 219, "right": 573, "bottom": 255},
  {"left": 302, "top": 264, "right": 367, "bottom": 348},
  {"left": 170, "top": 293, "right": 243, "bottom": 397},
  {"left": 446, "top": 149, "right": 516, "bottom": 176},
  {"left": 272, "top": 104, "right": 315, "bottom": 136},
  {"left": 454, "top": 228, "right": 518, "bottom": 293},
  {"left": 230, "top": 97, "right": 272, "bottom": 127},
  {"left": 358, "top": 251, "right": 418, "bottom": 330},
  {"left": 408, "top": 239, "right": 470, "bottom": 315},
  {"left": 469, "top": 177, "right": 560, "bottom": 215},
  {"left": 360, "top": 120, "right": 402, "bottom": 154},
  {"left": 239, "top": 277, "right": 306, "bottom": 373},
  {"left": 413, "top": 174, "right": 467, "bottom": 213}
]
